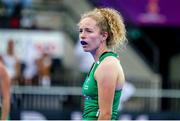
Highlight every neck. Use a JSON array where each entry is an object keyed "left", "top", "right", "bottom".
[{"left": 91, "top": 46, "right": 109, "bottom": 62}]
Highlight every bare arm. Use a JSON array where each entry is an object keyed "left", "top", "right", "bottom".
[
  {"left": 95, "top": 57, "right": 118, "bottom": 120},
  {"left": 0, "top": 63, "right": 11, "bottom": 120}
]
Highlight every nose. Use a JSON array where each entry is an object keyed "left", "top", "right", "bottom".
[{"left": 80, "top": 32, "right": 86, "bottom": 40}]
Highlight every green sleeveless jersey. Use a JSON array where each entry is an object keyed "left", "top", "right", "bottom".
[{"left": 82, "top": 51, "right": 122, "bottom": 120}]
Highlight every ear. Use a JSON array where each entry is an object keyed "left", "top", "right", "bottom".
[{"left": 101, "top": 31, "right": 108, "bottom": 41}]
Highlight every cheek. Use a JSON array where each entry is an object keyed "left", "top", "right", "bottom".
[
  {"left": 89, "top": 35, "right": 101, "bottom": 44},
  {"left": 89, "top": 38, "right": 100, "bottom": 48}
]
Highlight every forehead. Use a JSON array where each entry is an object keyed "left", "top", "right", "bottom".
[{"left": 79, "top": 17, "right": 97, "bottom": 28}]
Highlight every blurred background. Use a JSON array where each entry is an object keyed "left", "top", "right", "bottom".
[{"left": 0, "top": 0, "right": 180, "bottom": 120}]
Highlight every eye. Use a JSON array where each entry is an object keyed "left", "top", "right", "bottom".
[
  {"left": 78, "top": 28, "right": 93, "bottom": 34},
  {"left": 79, "top": 29, "right": 83, "bottom": 33},
  {"left": 87, "top": 30, "right": 92, "bottom": 33},
  {"left": 85, "top": 28, "right": 93, "bottom": 33}
]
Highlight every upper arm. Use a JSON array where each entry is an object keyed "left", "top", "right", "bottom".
[
  {"left": 0, "top": 64, "right": 11, "bottom": 99},
  {"left": 94, "top": 57, "right": 118, "bottom": 113}
]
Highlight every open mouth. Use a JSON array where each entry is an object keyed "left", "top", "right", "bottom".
[{"left": 80, "top": 41, "right": 88, "bottom": 45}]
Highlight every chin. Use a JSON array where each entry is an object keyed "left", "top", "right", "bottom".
[
  {"left": 83, "top": 49, "right": 89, "bottom": 52},
  {"left": 82, "top": 48, "right": 90, "bottom": 52}
]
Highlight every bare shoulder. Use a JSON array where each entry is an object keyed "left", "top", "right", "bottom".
[
  {"left": 95, "top": 56, "right": 125, "bottom": 87},
  {"left": 98, "top": 56, "right": 121, "bottom": 70},
  {"left": 94, "top": 56, "right": 120, "bottom": 80}
]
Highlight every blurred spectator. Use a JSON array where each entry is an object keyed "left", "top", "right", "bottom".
[
  {"left": 20, "top": 14, "right": 37, "bottom": 29},
  {"left": 1, "top": 0, "right": 32, "bottom": 15},
  {"left": 138, "top": 0, "right": 166, "bottom": 24},
  {"left": 36, "top": 48, "right": 52, "bottom": 87},
  {"left": 1, "top": 0, "right": 32, "bottom": 28},
  {"left": 1, "top": 39, "right": 21, "bottom": 85},
  {"left": 23, "top": 41, "right": 40, "bottom": 86}
]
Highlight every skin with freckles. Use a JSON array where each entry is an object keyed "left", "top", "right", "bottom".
[{"left": 79, "top": 17, "right": 105, "bottom": 55}]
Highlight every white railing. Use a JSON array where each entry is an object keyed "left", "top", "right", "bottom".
[{"left": 11, "top": 85, "right": 180, "bottom": 98}]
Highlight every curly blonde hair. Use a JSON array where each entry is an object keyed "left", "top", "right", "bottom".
[{"left": 79, "top": 7, "right": 127, "bottom": 49}]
